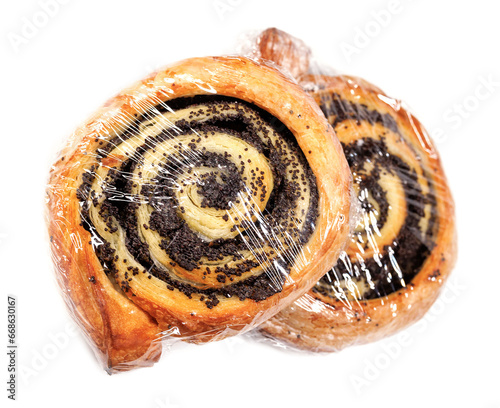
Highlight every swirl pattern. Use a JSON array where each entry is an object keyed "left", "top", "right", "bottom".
[
  {"left": 314, "top": 88, "right": 436, "bottom": 300},
  {"left": 46, "top": 57, "right": 352, "bottom": 370},
  {"left": 77, "top": 95, "right": 320, "bottom": 308},
  {"left": 259, "top": 74, "right": 456, "bottom": 351}
]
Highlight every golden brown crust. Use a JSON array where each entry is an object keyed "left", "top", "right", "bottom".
[
  {"left": 46, "top": 56, "right": 352, "bottom": 370},
  {"left": 47, "top": 166, "right": 162, "bottom": 373},
  {"left": 259, "top": 74, "right": 457, "bottom": 351}
]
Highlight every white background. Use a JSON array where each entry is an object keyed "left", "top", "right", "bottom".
[{"left": 2, "top": 0, "right": 499, "bottom": 407}]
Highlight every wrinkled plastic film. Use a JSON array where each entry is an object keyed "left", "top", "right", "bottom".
[
  {"left": 247, "top": 28, "right": 457, "bottom": 352},
  {"left": 46, "top": 56, "right": 352, "bottom": 372}
]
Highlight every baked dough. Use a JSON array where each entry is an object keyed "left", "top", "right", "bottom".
[
  {"left": 254, "top": 29, "right": 457, "bottom": 351},
  {"left": 46, "top": 56, "right": 352, "bottom": 371}
]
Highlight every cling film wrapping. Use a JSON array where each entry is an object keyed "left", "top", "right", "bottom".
[
  {"left": 45, "top": 55, "right": 352, "bottom": 372},
  {"left": 45, "top": 27, "right": 456, "bottom": 373},
  {"left": 247, "top": 28, "right": 457, "bottom": 352}
]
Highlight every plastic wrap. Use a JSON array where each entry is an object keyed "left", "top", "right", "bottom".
[
  {"left": 45, "top": 55, "right": 353, "bottom": 372},
  {"left": 248, "top": 29, "right": 457, "bottom": 351}
]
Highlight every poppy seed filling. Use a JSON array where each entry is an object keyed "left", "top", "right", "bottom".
[
  {"left": 313, "top": 93, "right": 437, "bottom": 300},
  {"left": 77, "top": 95, "right": 319, "bottom": 308}
]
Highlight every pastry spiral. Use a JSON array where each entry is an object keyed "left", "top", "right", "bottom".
[
  {"left": 46, "top": 56, "right": 352, "bottom": 371},
  {"left": 260, "top": 74, "right": 457, "bottom": 351},
  {"left": 253, "top": 28, "right": 456, "bottom": 352}
]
